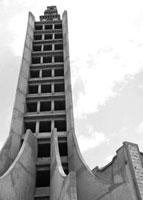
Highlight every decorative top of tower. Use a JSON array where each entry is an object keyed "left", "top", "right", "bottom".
[{"left": 40, "top": 6, "right": 61, "bottom": 21}]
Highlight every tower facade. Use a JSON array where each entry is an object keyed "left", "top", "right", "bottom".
[{"left": 0, "top": 5, "right": 143, "bottom": 200}]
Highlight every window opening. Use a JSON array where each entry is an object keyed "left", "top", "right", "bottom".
[
  {"left": 34, "top": 35, "right": 42, "bottom": 40},
  {"left": 44, "top": 34, "right": 52, "bottom": 40},
  {"left": 32, "top": 57, "right": 41, "bottom": 64},
  {"left": 55, "top": 33, "right": 63, "bottom": 39},
  {"left": 54, "top": 83, "right": 64, "bottom": 92},
  {"left": 58, "top": 142, "right": 68, "bottom": 157},
  {"left": 29, "top": 85, "right": 38, "bottom": 94},
  {"left": 33, "top": 45, "right": 41, "bottom": 52},
  {"left": 30, "top": 70, "right": 39, "bottom": 78},
  {"left": 54, "top": 55, "right": 63, "bottom": 63},
  {"left": 54, "top": 100, "right": 65, "bottom": 111},
  {"left": 41, "top": 84, "right": 51, "bottom": 93},
  {"left": 54, "top": 68, "right": 64, "bottom": 76},
  {"left": 55, "top": 44, "right": 63, "bottom": 50},
  {"left": 43, "top": 56, "right": 52, "bottom": 63},
  {"left": 35, "top": 25, "right": 42, "bottom": 30},
  {"left": 40, "top": 101, "right": 51, "bottom": 112},
  {"left": 36, "top": 170, "right": 50, "bottom": 187},
  {"left": 45, "top": 24, "right": 52, "bottom": 30},
  {"left": 54, "top": 24, "right": 62, "bottom": 29},
  {"left": 38, "top": 143, "right": 50, "bottom": 157},
  {"left": 39, "top": 121, "right": 51, "bottom": 132},
  {"left": 43, "top": 45, "right": 52, "bottom": 51},
  {"left": 24, "top": 121, "right": 36, "bottom": 133},
  {"left": 27, "top": 102, "right": 37, "bottom": 112},
  {"left": 42, "top": 69, "right": 52, "bottom": 78},
  {"left": 54, "top": 120, "right": 66, "bottom": 132}
]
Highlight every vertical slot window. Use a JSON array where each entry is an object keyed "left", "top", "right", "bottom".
[{"left": 58, "top": 142, "right": 68, "bottom": 157}]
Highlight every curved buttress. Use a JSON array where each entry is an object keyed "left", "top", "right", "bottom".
[{"left": 50, "top": 128, "right": 78, "bottom": 200}]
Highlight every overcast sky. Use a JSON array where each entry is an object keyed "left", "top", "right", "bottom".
[{"left": 1, "top": 0, "right": 143, "bottom": 168}]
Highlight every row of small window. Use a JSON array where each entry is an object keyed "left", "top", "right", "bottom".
[
  {"left": 25, "top": 119, "right": 66, "bottom": 133},
  {"left": 30, "top": 68, "right": 64, "bottom": 78},
  {"left": 34, "top": 33, "right": 63, "bottom": 41},
  {"left": 28, "top": 83, "right": 64, "bottom": 94},
  {"left": 32, "top": 55, "right": 63, "bottom": 64},
  {"left": 33, "top": 43, "right": 63, "bottom": 52},
  {"left": 27, "top": 100, "right": 65, "bottom": 112},
  {"left": 35, "top": 23, "right": 62, "bottom": 30},
  {"left": 40, "top": 14, "right": 60, "bottom": 22}
]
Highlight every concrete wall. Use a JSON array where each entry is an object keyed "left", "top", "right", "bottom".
[
  {"left": 0, "top": 12, "right": 35, "bottom": 176},
  {"left": 0, "top": 130, "right": 37, "bottom": 200}
]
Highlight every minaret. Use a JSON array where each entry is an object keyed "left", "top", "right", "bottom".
[
  {"left": 0, "top": 5, "right": 142, "bottom": 200},
  {"left": 30, "top": 6, "right": 69, "bottom": 198},
  {"left": 26, "top": 6, "right": 69, "bottom": 199}
]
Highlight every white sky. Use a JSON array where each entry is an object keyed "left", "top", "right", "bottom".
[{"left": 1, "top": 0, "right": 143, "bottom": 168}]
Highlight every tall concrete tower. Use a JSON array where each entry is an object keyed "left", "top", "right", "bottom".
[{"left": 0, "top": 5, "right": 143, "bottom": 200}]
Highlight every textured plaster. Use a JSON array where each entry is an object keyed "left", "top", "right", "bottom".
[
  {"left": 0, "top": 130, "right": 37, "bottom": 200},
  {"left": 0, "top": 12, "right": 34, "bottom": 177}
]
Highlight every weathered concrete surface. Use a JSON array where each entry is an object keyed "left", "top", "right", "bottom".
[
  {"left": 0, "top": 12, "right": 35, "bottom": 176},
  {"left": 0, "top": 130, "right": 37, "bottom": 200},
  {"left": 50, "top": 128, "right": 78, "bottom": 200},
  {"left": 62, "top": 11, "right": 75, "bottom": 134}
]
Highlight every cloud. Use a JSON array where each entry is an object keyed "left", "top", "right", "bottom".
[
  {"left": 9, "top": 13, "right": 28, "bottom": 56},
  {"left": 136, "top": 120, "right": 143, "bottom": 134},
  {"left": 104, "top": 155, "right": 114, "bottom": 164},
  {"left": 77, "top": 125, "right": 107, "bottom": 152},
  {"left": 73, "top": 40, "right": 143, "bottom": 118}
]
